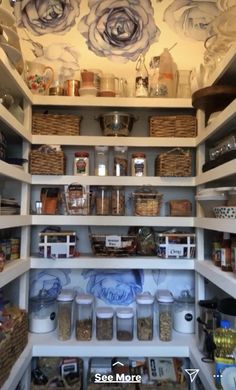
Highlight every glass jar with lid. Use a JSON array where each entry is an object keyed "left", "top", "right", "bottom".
[
  {"left": 113, "top": 146, "right": 128, "bottom": 176},
  {"left": 96, "top": 307, "right": 114, "bottom": 340},
  {"left": 131, "top": 153, "right": 147, "bottom": 176},
  {"left": 116, "top": 307, "right": 134, "bottom": 341},
  {"left": 75, "top": 293, "right": 93, "bottom": 341},
  {"left": 173, "top": 290, "right": 195, "bottom": 334},
  {"left": 29, "top": 290, "right": 57, "bottom": 334},
  {"left": 95, "top": 146, "right": 109, "bottom": 176},
  {"left": 57, "top": 289, "right": 74, "bottom": 341},
  {"left": 156, "top": 289, "right": 174, "bottom": 341},
  {"left": 136, "top": 292, "right": 154, "bottom": 340},
  {"left": 111, "top": 186, "right": 125, "bottom": 216},
  {"left": 74, "top": 151, "right": 89, "bottom": 176},
  {"left": 95, "top": 186, "right": 110, "bottom": 215}
]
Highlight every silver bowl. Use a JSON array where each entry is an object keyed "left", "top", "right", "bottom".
[{"left": 95, "top": 111, "right": 138, "bottom": 136}]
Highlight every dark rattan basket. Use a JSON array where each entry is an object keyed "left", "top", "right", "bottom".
[
  {"left": 155, "top": 148, "right": 192, "bottom": 177},
  {"left": 32, "top": 113, "right": 81, "bottom": 135},
  {"left": 29, "top": 146, "right": 66, "bottom": 175},
  {"left": 149, "top": 115, "right": 197, "bottom": 137}
]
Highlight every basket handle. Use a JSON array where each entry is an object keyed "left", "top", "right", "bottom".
[{"left": 163, "top": 147, "right": 189, "bottom": 156}]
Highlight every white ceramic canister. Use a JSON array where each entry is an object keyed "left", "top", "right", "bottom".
[{"left": 173, "top": 290, "right": 195, "bottom": 334}]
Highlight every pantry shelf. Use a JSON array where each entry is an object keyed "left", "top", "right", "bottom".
[
  {"left": 195, "top": 260, "right": 236, "bottom": 299},
  {"left": 0, "top": 215, "right": 31, "bottom": 229},
  {"left": 0, "top": 105, "right": 31, "bottom": 142},
  {"left": 0, "top": 257, "right": 30, "bottom": 288},
  {"left": 0, "top": 159, "right": 31, "bottom": 183},
  {"left": 189, "top": 345, "right": 215, "bottom": 390},
  {"left": 195, "top": 159, "right": 236, "bottom": 185},
  {"left": 195, "top": 217, "right": 236, "bottom": 234}
]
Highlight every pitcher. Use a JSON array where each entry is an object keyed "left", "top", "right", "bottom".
[{"left": 25, "top": 61, "right": 54, "bottom": 95}]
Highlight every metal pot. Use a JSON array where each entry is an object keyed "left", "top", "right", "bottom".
[{"left": 95, "top": 111, "right": 138, "bottom": 136}]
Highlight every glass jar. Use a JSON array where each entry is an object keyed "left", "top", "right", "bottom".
[
  {"left": 74, "top": 151, "right": 89, "bottom": 176},
  {"left": 111, "top": 186, "right": 125, "bottom": 216},
  {"left": 113, "top": 146, "right": 128, "bottom": 176},
  {"left": 173, "top": 290, "right": 195, "bottom": 334},
  {"left": 156, "top": 289, "right": 174, "bottom": 341},
  {"left": 131, "top": 153, "right": 147, "bottom": 176},
  {"left": 116, "top": 307, "right": 134, "bottom": 341},
  {"left": 95, "top": 186, "right": 110, "bottom": 215},
  {"left": 95, "top": 146, "right": 109, "bottom": 176},
  {"left": 96, "top": 307, "right": 114, "bottom": 340},
  {"left": 136, "top": 292, "right": 154, "bottom": 340},
  {"left": 75, "top": 294, "right": 93, "bottom": 341},
  {"left": 29, "top": 293, "right": 57, "bottom": 333},
  {"left": 57, "top": 289, "right": 74, "bottom": 341}
]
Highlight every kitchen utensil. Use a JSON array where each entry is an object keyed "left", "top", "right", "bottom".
[{"left": 95, "top": 111, "right": 138, "bottom": 136}]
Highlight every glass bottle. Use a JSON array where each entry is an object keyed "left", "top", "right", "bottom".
[
  {"left": 135, "top": 54, "right": 149, "bottom": 97},
  {"left": 75, "top": 294, "right": 93, "bottom": 341},
  {"left": 158, "top": 48, "right": 174, "bottom": 98},
  {"left": 149, "top": 56, "right": 161, "bottom": 97},
  {"left": 57, "top": 289, "right": 74, "bottom": 341},
  {"left": 111, "top": 186, "right": 125, "bottom": 216},
  {"left": 221, "top": 233, "right": 232, "bottom": 272},
  {"left": 136, "top": 292, "right": 154, "bottom": 340}
]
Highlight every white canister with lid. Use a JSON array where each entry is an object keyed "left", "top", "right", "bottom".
[
  {"left": 96, "top": 307, "right": 114, "bottom": 340},
  {"left": 156, "top": 289, "right": 174, "bottom": 341},
  {"left": 116, "top": 307, "right": 134, "bottom": 341},
  {"left": 136, "top": 292, "right": 154, "bottom": 340},
  {"left": 57, "top": 289, "right": 74, "bottom": 341},
  {"left": 173, "top": 290, "right": 195, "bottom": 334}
]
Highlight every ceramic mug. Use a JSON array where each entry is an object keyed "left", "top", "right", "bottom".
[{"left": 25, "top": 61, "right": 54, "bottom": 95}]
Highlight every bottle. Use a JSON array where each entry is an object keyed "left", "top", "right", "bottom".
[
  {"left": 149, "top": 56, "right": 160, "bottom": 97},
  {"left": 135, "top": 54, "right": 149, "bottom": 97},
  {"left": 221, "top": 233, "right": 232, "bottom": 272},
  {"left": 214, "top": 320, "right": 236, "bottom": 389},
  {"left": 158, "top": 48, "right": 174, "bottom": 98}
]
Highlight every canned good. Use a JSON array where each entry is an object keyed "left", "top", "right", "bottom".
[
  {"left": 131, "top": 152, "right": 147, "bottom": 176},
  {"left": 74, "top": 152, "right": 89, "bottom": 176}
]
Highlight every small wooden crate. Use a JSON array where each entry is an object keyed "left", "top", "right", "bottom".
[
  {"left": 149, "top": 115, "right": 197, "bottom": 137},
  {"left": 168, "top": 200, "right": 192, "bottom": 216},
  {"left": 32, "top": 113, "right": 81, "bottom": 135},
  {"left": 132, "top": 189, "right": 162, "bottom": 216},
  {"left": 29, "top": 147, "right": 65, "bottom": 175},
  {"left": 155, "top": 148, "right": 192, "bottom": 177}
]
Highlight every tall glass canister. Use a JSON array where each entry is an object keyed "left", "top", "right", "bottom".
[
  {"left": 57, "top": 289, "right": 74, "bottom": 341},
  {"left": 75, "top": 294, "right": 94, "bottom": 341},
  {"left": 156, "top": 289, "right": 174, "bottom": 341},
  {"left": 136, "top": 292, "right": 154, "bottom": 340}
]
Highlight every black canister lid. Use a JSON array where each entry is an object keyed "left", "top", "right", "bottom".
[
  {"left": 198, "top": 299, "right": 218, "bottom": 309},
  {"left": 218, "top": 298, "right": 236, "bottom": 316}
]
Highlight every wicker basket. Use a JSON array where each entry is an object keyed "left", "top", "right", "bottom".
[
  {"left": 132, "top": 188, "right": 162, "bottom": 216},
  {"left": 31, "top": 376, "right": 81, "bottom": 389},
  {"left": 90, "top": 234, "right": 137, "bottom": 256},
  {"left": 149, "top": 115, "right": 197, "bottom": 137},
  {"left": 155, "top": 148, "right": 192, "bottom": 177},
  {"left": 29, "top": 146, "right": 66, "bottom": 175},
  {"left": 9, "top": 309, "right": 28, "bottom": 360},
  {"left": 32, "top": 113, "right": 81, "bottom": 135},
  {"left": 168, "top": 200, "right": 192, "bottom": 216},
  {"left": 88, "top": 384, "right": 136, "bottom": 389},
  {"left": 0, "top": 334, "right": 12, "bottom": 388}
]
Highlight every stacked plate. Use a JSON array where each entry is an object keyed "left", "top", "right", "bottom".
[{"left": 0, "top": 198, "right": 20, "bottom": 215}]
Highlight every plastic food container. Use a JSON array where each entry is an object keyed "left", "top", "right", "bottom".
[
  {"left": 136, "top": 292, "right": 154, "bottom": 340},
  {"left": 114, "top": 146, "right": 128, "bottom": 176},
  {"left": 57, "top": 289, "right": 74, "bottom": 341},
  {"left": 95, "top": 146, "right": 109, "bottom": 176},
  {"left": 156, "top": 289, "right": 174, "bottom": 341},
  {"left": 29, "top": 293, "right": 57, "bottom": 333},
  {"left": 111, "top": 186, "right": 125, "bottom": 216},
  {"left": 173, "top": 290, "right": 195, "bottom": 334},
  {"left": 195, "top": 188, "right": 228, "bottom": 217},
  {"left": 95, "top": 186, "right": 110, "bottom": 215},
  {"left": 96, "top": 307, "right": 114, "bottom": 340},
  {"left": 116, "top": 307, "right": 134, "bottom": 341},
  {"left": 75, "top": 294, "right": 94, "bottom": 341},
  {"left": 131, "top": 153, "right": 147, "bottom": 176}
]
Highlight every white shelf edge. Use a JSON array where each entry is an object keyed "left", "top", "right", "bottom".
[
  {"left": 30, "top": 256, "right": 195, "bottom": 270},
  {"left": 31, "top": 215, "right": 194, "bottom": 226},
  {"left": 0, "top": 215, "right": 32, "bottom": 229},
  {"left": 189, "top": 345, "right": 216, "bottom": 390},
  {"left": 32, "top": 95, "right": 193, "bottom": 108},
  {"left": 195, "top": 159, "right": 236, "bottom": 185},
  {"left": 0, "top": 105, "right": 31, "bottom": 142},
  {"left": 0, "top": 160, "right": 31, "bottom": 183},
  {"left": 32, "top": 135, "right": 196, "bottom": 147},
  {"left": 195, "top": 217, "right": 236, "bottom": 234},
  {"left": 31, "top": 175, "right": 195, "bottom": 187},
  {"left": 195, "top": 260, "right": 236, "bottom": 299},
  {"left": 0, "top": 258, "right": 30, "bottom": 288}
]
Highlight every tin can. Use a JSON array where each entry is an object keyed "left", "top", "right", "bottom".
[
  {"left": 64, "top": 80, "right": 80, "bottom": 96},
  {"left": 74, "top": 152, "right": 89, "bottom": 176}
]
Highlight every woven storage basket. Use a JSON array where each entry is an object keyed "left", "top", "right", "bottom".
[
  {"left": 9, "top": 309, "right": 28, "bottom": 360},
  {"left": 168, "top": 200, "right": 192, "bottom": 216},
  {"left": 0, "top": 334, "right": 12, "bottom": 388},
  {"left": 155, "top": 148, "right": 192, "bottom": 177},
  {"left": 32, "top": 113, "right": 81, "bottom": 135},
  {"left": 30, "top": 146, "right": 65, "bottom": 175},
  {"left": 149, "top": 115, "right": 197, "bottom": 137},
  {"left": 31, "top": 376, "right": 81, "bottom": 389},
  {"left": 88, "top": 384, "right": 136, "bottom": 389},
  {"left": 90, "top": 234, "right": 137, "bottom": 256},
  {"left": 132, "top": 188, "right": 162, "bottom": 216}
]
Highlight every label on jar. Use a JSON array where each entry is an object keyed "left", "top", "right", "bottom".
[
  {"left": 106, "top": 235, "right": 121, "bottom": 248},
  {"left": 221, "top": 248, "right": 231, "bottom": 266},
  {"left": 76, "top": 158, "right": 86, "bottom": 174}
]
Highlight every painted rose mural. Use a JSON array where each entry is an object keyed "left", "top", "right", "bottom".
[
  {"left": 14, "top": 0, "right": 81, "bottom": 35},
  {"left": 78, "top": 0, "right": 160, "bottom": 63}
]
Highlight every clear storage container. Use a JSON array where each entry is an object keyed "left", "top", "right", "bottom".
[
  {"left": 156, "top": 289, "right": 174, "bottom": 341},
  {"left": 95, "top": 186, "right": 110, "bottom": 215},
  {"left": 111, "top": 186, "right": 125, "bottom": 216},
  {"left": 116, "top": 307, "right": 134, "bottom": 341},
  {"left": 114, "top": 146, "right": 128, "bottom": 176},
  {"left": 57, "top": 289, "right": 74, "bottom": 341},
  {"left": 131, "top": 152, "right": 147, "bottom": 176},
  {"left": 75, "top": 294, "right": 93, "bottom": 341},
  {"left": 173, "top": 290, "right": 195, "bottom": 334},
  {"left": 95, "top": 146, "right": 109, "bottom": 176},
  {"left": 29, "top": 292, "right": 57, "bottom": 334},
  {"left": 96, "top": 307, "right": 114, "bottom": 340},
  {"left": 74, "top": 152, "right": 89, "bottom": 176},
  {"left": 136, "top": 292, "right": 154, "bottom": 340}
]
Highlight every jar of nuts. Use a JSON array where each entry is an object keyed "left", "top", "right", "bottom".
[
  {"left": 96, "top": 307, "right": 114, "bottom": 340},
  {"left": 156, "top": 289, "right": 174, "bottom": 342},
  {"left": 57, "top": 289, "right": 74, "bottom": 341},
  {"left": 114, "top": 146, "right": 128, "bottom": 176},
  {"left": 111, "top": 186, "right": 125, "bottom": 216},
  {"left": 136, "top": 292, "right": 154, "bottom": 341},
  {"left": 116, "top": 307, "right": 134, "bottom": 341},
  {"left": 95, "top": 186, "right": 110, "bottom": 215},
  {"left": 75, "top": 294, "right": 94, "bottom": 341}
]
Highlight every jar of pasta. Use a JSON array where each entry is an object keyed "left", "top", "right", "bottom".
[{"left": 114, "top": 146, "right": 128, "bottom": 176}]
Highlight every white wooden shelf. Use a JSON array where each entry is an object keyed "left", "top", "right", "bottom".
[
  {"left": 0, "top": 160, "right": 31, "bottom": 183},
  {"left": 0, "top": 105, "right": 31, "bottom": 142},
  {"left": 32, "top": 135, "right": 196, "bottom": 147},
  {"left": 195, "top": 260, "right": 236, "bottom": 299},
  {"left": 195, "top": 159, "right": 236, "bottom": 185},
  {"left": 189, "top": 345, "right": 216, "bottom": 390},
  {"left": 31, "top": 175, "right": 195, "bottom": 187},
  {"left": 0, "top": 215, "right": 31, "bottom": 229},
  {"left": 0, "top": 258, "right": 30, "bottom": 288},
  {"left": 32, "top": 215, "right": 194, "bottom": 227},
  {"left": 195, "top": 217, "right": 236, "bottom": 234},
  {"left": 30, "top": 256, "right": 195, "bottom": 270}
]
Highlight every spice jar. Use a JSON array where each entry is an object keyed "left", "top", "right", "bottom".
[
  {"left": 111, "top": 186, "right": 125, "bottom": 216},
  {"left": 116, "top": 307, "right": 134, "bottom": 341},
  {"left": 95, "top": 186, "right": 110, "bottom": 215},
  {"left": 131, "top": 153, "right": 147, "bottom": 176},
  {"left": 114, "top": 146, "right": 128, "bottom": 176},
  {"left": 74, "top": 152, "right": 89, "bottom": 176},
  {"left": 95, "top": 146, "right": 109, "bottom": 176},
  {"left": 156, "top": 289, "right": 174, "bottom": 341},
  {"left": 75, "top": 294, "right": 93, "bottom": 341},
  {"left": 96, "top": 307, "right": 114, "bottom": 340},
  {"left": 57, "top": 289, "right": 74, "bottom": 341},
  {"left": 173, "top": 290, "right": 195, "bottom": 334},
  {"left": 136, "top": 292, "right": 154, "bottom": 341}
]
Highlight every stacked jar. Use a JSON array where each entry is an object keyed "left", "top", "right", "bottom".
[
  {"left": 74, "top": 151, "right": 89, "bottom": 176},
  {"left": 131, "top": 152, "right": 147, "bottom": 176},
  {"left": 156, "top": 289, "right": 174, "bottom": 341},
  {"left": 95, "top": 186, "right": 110, "bottom": 215},
  {"left": 116, "top": 307, "right": 134, "bottom": 341},
  {"left": 57, "top": 289, "right": 74, "bottom": 341},
  {"left": 75, "top": 294, "right": 94, "bottom": 341},
  {"left": 136, "top": 293, "right": 154, "bottom": 340},
  {"left": 96, "top": 307, "right": 114, "bottom": 340},
  {"left": 111, "top": 186, "right": 125, "bottom": 215},
  {"left": 95, "top": 146, "right": 109, "bottom": 176},
  {"left": 114, "top": 146, "right": 128, "bottom": 176}
]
